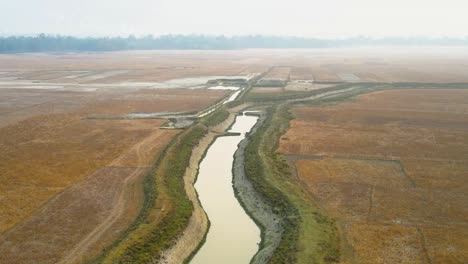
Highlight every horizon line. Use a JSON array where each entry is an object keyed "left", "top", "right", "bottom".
[{"left": 1, "top": 33, "right": 468, "bottom": 40}]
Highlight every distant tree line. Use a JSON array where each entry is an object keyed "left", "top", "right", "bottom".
[{"left": 0, "top": 34, "right": 467, "bottom": 53}]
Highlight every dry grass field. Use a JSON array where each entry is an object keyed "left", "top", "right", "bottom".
[
  {"left": 2, "top": 48, "right": 468, "bottom": 85},
  {"left": 0, "top": 86, "right": 225, "bottom": 262},
  {"left": 0, "top": 167, "right": 148, "bottom": 264},
  {"left": 0, "top": 88, "right": 227, "bottom": 128},
  {"left": 0, "top": 51, "right": 249, "bottom": 82},
  {"left": 1, "top": 49, "right": 468, "bottom": 263},
  {"left": 250, "top": 87, "right": 284, "bottom": 94},
  {"left": 0, "top": 51, "right": 234, "bottom": 263},
  {"left": 87, "top": 89, "right": 227, "bottom": 116},
  {"left": 285, "top": 82, "right": 336, "bottom": 92},
  {"left": 279, "top": 89, "right": 468, "bottom": 263},
  {"left": 0, "top": 116, "right": 158, "bottom": 227},
  {"left": 289, "top": 67, "right": 315, "bottom": 81},
  {"left": 262, "top": 66, "right": 291, "bottom": 80},
  {"left": 0, "top": 115, "right": 181, "bottom": 264}
]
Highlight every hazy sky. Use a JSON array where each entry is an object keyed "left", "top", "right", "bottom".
[{"left": 1, "top": 0, "right": 467, "bottom": 37}]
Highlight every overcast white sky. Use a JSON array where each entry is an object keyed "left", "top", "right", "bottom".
[{"left": 1, "top": 0, "right": 467, "bottom": 37}]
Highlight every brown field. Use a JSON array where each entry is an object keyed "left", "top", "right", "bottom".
[
  {"left": 309, "top": 67, "right": 341, "bottom": 82},
  {"left": 0, "top": 88, "right": 124, "bottom": 128},
  {"left": 0, "top": 116, "right": 171, "bottom": 232},
  {"left": 86, "top": 89, "right": 227, "bottom": 116},
  {"left": 289, "top": 67, "right": 315, "bottom": 81},
  {"left": 0, "top": 88, "right": 227, "bottom": 128},
  {"left": 1, "top": 49, "right": 468, "bottom": 263},
  {"left": 238, "top": 64, "right": 270, "bottom": 76},
  {"left": 0, "top": 86, "right": 222, "bottom": 262},
  {"left": 0, "top": 51, "right": 249, "bottom": 83},
  {"left": 279, "top": 89, "right": 468, "bottom": 263},
  {"left": 262, "top": 66, "right": 291, "bottom": 80},
  {"left": 2, "top": 48, "right": 468, "bottom": 84},
  {"left": 285, "top": 82, "right": 336, "bottom": 91},
  {"left": 0, "top": 52, "right": 234, "bottom": 263},
  {"left": 0, "top": 167, "right": 147, "bottom": 264},
  {"left": 250, "top": 87, "right": 284, "bottom": 94}
]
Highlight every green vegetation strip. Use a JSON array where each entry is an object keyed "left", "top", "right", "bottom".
[
  {"left": 244, "top": 105, "right": 339, "bottom": 263},
  {"left": 90, "top": 83, "right": 467, "bottom": 263},
  {"left": 93, "top": 106, "right": 232, "bottom": 263},
  {"left": 92, "top": 125, "right": 206, "bottom": 263},
  {"left": 200, "top": 106, "right": 229, "bottom": 127},
  {"left": 245, "top": 83, "right": 468, "bottom": 263}
]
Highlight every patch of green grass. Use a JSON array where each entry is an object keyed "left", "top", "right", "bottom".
[
  {"left": 224, "top": 99, "right": 244, "bottom": 108},
  {"left": 95, "top": 103, "right": 233, "bottom": 263},
  {"left": 95, "top": 125, "right": 208, "bottom": 264},
  {"left": 200, "top": 107, "right": 229, "bottom": 127}
]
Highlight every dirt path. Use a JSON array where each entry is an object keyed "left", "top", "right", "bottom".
[
  {"left": 0, "top": 166, "right": 146, "bottom": 264},
  {"left": 62, "top": 130, "right": 175, "bottom": 263},
  {"left": 111, "top": 130, "right": 177, "bottom": 167},
  {"left": 0, "top": 127, "right": 174, "bottom": 264},
  {"left": 58, "top": 168, "right": 144, "bottom": 264},
  {"left": 159, "top": 112, "right": 238, "bottom": 264}
]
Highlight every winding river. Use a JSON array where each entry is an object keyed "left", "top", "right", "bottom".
[{"left": 191, "top": 114, "right": 261, "bottom": 264}]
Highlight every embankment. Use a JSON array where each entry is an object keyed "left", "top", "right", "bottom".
[
  {"left": 232, "top": 111, "right": 283, "bottom": 264},
  {"left": 160, "top": 111, "right": 236, "bottom": 263}
]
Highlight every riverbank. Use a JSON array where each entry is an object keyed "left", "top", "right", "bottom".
[
  {"left": 191, "top": 114, "right": 261, "bottom": 263},
  {"left": 94, "top": 109, "right": 235, "bottom": 263},
  {"left": 232, "top": 111, "right": 283, "bottom": 264},
  {"left": 160, "top": 111, "right": 237, "bottom": 263},
  {"left": 246, "top": 105, "right": 339, "bottom": 263}
]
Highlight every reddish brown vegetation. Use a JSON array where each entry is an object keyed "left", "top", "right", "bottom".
[
  {"left": 250, "top": 87, "right": 284, "bottom": 94},
  {"left": 0, "top": 167, "right": 147, "bottom": 264},
  {"left": 87, "top": 89, "right": 227, "bottom": 116},
  {"left": 279, "top": 89, "right": 468, "bottom": 263},
  {"left": 0, "top": 115, "right": 167, "bottom": 233},
  {"left": 0, "top": 58, "right": 229, "bottom": 262}
]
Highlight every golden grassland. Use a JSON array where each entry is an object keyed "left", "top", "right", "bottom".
[
  {"left": 1, "top": 50, "right": 468, "bottom": 263},
  {"left": 289, "top": 67, "right": 315, "bottom": 81},
  {"left": 285, "top": 83, "right": 335, "bottom": 92},
  {"left": 250, "top": 87, "right": 284, "bottom": 94},
  {"left": 0, "top": 114, "right": 166, "bottom": 233},
  {"left": 87, "top": 89, "right": 227, "bottom": 116},
  {"left": 3, "top": 48, "right": 468, "bottom": 83},
  {"left": 0, "top": 79, "right": 226, "bottom": 263},
  {"left": 279, "top": 89, "right": 468, "bottom": 263},
  {"left": 0, "top": 166, "right": 148, "bottom": 264},
  {"left": 262, "top": 66, "right": 291, "bottom": 80}
]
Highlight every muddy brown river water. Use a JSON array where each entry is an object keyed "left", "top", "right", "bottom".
[{"left": 191, "top": 114, "right": 260, "bottom": 264}]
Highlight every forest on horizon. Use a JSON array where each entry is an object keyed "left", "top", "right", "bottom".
[{"left": 1, "top": 34, "right": 467, "bottom": 53}]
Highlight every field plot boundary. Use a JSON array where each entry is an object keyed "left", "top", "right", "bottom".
[{"left": 274, "top": 87, "right": 468, "bottom": 263}]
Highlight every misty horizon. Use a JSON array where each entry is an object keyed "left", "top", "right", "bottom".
[
  {"left": 1, "top": 0, "right": 468, "bottom": 38},
  {"left": 1, "top": 34, "right": 468, "bottom": 53},
  {"left": 2, "top": 33, "right": 468, "bottom": 40}
]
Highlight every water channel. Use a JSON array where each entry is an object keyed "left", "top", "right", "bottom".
[{"left": 191, "top": 114, "right": 260, "bottom": 264}]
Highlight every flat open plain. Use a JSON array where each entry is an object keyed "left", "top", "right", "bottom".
[
  {"left": 279, "top": 89, "right": 468, "bottom": 263},
  {"left": 0, "top": 51, "right": 237, "bottom": 263},
  {"left": 1, "top": 48, "right": 468, "bottom": 263}
]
